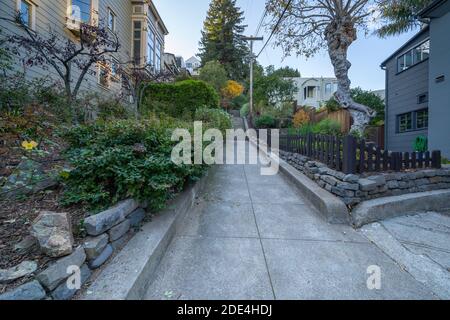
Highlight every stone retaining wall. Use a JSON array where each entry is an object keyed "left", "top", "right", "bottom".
[
  {"left": 0, "top": 199, "right": 146, "bottom": 300},
  {"left": 280, "top": 151, "right": 450, "bottom": 208}
]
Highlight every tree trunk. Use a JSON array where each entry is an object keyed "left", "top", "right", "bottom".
[{"left": 324, "top": 17, "right": 376, "bottom": 134}]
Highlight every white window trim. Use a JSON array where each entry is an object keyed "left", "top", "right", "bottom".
[
  {"left": 97, "top": 62, "right": 111, "bottom": 89},
  {"left": 66, "top": 0, "right": 99, "bottom": 28},
  {"left": 107, "top": 7, "right": 116, "bottom": 32},
  {"left": 16, "top": 0, "right": 36, "bottom": 30}
]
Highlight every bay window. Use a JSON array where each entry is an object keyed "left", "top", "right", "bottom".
[
  {"left": 133, "top": 21, "right": 142, "bottom": 64},
  {"left": 147, "top": 30, "right": 155, "bottom": 67},
  {"left": 155, "top": 40, "right": 161, "bottom": 73}
]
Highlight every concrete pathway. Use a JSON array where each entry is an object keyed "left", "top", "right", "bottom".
[
  {"left": 361, "top": 212, "right": 450, "bottom": 299},
  {"left": 144, "top": 138, "right": 439, "bottom": 299}
]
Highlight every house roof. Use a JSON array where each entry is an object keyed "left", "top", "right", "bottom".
[
  {"left": 419, "top": 0, "right": 450, "bottom": 18},
  {"left": 149, "top": 0, "right": 169, "bottom": 35},
  {"left": 380, "top": 26, "right": 430, "bottom": 67}
]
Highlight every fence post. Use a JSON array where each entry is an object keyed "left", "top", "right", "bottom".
[
  {"left": 432, "top": 150, "right": 442, "bottom": 169},
  {"left": 307, "top": 133, "right": 312, "bottom": 157},
  {"left": 342, "top": 135, "right": 357, "bottom": 174}
]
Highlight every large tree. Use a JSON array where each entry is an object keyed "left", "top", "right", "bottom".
[
  {"left": 199, "top": 0, "right": 249, "bottom": 80},
  {"left": 265, "top": 0, "right": 378, "bottom": 134},
  {"left": 376, "top": 0, "right": 432, "bottom": 37}
]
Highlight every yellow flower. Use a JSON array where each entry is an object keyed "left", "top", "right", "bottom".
[{"left": 22, "top": 140, "right": 38, "bottom": 151}]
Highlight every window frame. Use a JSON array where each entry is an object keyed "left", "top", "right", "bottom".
[
  {"left": 97, "top": 61, "right": 111, "bottom": 89},
  {"left": 396, "top": 39, "right": 430, "bottom": 73},
  {"left": 415, "top": 108, "right": 429, "bottom": 130},
  {"left": 69, "top": 0, "right": 92, "bottom": 24},
  {"left": 147, "top": 29, "right": 155, "bottom": 67},
  {"left": 16, "top": 0, "right": 35, "bottom": 30},
  {"left": 396, "top": 108, "right": 429, "bottom": 133},
  {"left": 107, "top": 7, "right": 116, "bottom": 31},
  {"left": 132, "top": 20, "right": 142, "bottom": 64},
  {"left": 155, "top": 40, "right": 161, "bottom": 73}
]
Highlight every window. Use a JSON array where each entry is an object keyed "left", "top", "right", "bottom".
[
  {"left": 325, "top": 83, "right": 337, "bottom": 95},
  {"left": 397, "top": 109, "right": 429, "bottom": 133},
  {"left": 71, "top": 0, "right": 91, "bottom": 23},
  {"left": 417, "top": 93, "right": 428, "bottom": 104},
  {"left": 416, "top": 109, "right": 428, "bottom": 129},
  {"left": 155, "top": 41, "right": 161, "bottom": 73},
  {"left": 397, "top": 40, "right": 430, "bottom": 72},
  {"left": 110, "top": 58, "right": 120, "bottom": 82},
  {"left": 98, "top": 63, "right": 110, "bottom": 88},
  {"left": 398, "top": 113, "right": 412, "bottom": 133},
  {"left": 147, "top": 30, "right": 155, "bottom": 67},
  {"left": 304, "top": 86, "right": 315, "bottom": 99},
  {"left": 133, "top": 21, "right": 142, "bottom": 64},
  {"left": 19, "top": 0, "right": 32, "bottom": 27},
  {"left": 107, "top": 8, "right": 116, "bottom": 31}
]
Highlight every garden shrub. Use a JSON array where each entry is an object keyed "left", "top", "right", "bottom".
[
  {"left": 231, "top": 94, "right": 247, "bottom": 110},
  {"left": 240, "top": 103, "right": 249, "bottom": 117},
  {"left": 255, "top": 114, "right": 276, "bottom": 129},
  {"left": 413, "top": 135, "right": 428, "bottom": 152},
  {"left": 293, "top": 109, "right": 310, "bottom": 128},
  {"left": 194, "top": 107, "right": 232, "bottom": 134},
  {"left": 61, "top": 116, "right": 208, "bottom": 211},
  {"left": 312, "top": 119, "right": 342, "bottom": 136},
  {"left": 142, "top": 80, "right": 220, "bottom": 119}
]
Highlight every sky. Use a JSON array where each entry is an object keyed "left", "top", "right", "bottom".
[{"left": 153, "top": 0, "right": 419, "bottom": 91}]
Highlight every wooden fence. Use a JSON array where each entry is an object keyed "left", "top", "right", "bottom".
[{"left": 265, "top": 131, "right": 441, "bottom": 174}]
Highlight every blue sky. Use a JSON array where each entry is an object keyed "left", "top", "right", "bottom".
[{"left": 154, "top": 0, "right": 418, "bottom": 90}]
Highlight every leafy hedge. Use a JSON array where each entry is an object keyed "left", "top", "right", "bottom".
[
  {"left": 141, "top": 80, "right": 220, "bottom": 119},
  {"left": 194, "top": 107, "right": 232, "bottom": 134},
  {"left": 255, "top": 114, "right": 276, "bottom": 129},
  {"left": 61, "top": 116, "right": 208, "bottom": 211}
]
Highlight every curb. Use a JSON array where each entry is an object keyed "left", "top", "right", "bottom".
[
  {"left": 352, "top": 189, "right": 450, "bottom": 228},
  {"left": 80, "top": 172, "right": 209, "bottom": 300}
]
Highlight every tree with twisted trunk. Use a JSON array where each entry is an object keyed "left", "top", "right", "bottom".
[{"left": 265, "top": 0, "right": 378, "bottom": 134}]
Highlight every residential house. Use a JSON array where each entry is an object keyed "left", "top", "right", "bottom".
[
  {"left": 0, "top": 0, "right": 168, "bottom": 101},
  {"left": 163, "top": 52, "right": 180, "bottom": 76},
  {"left": 290, "top": 77, "right": 339, "bottom": 109},
  {"left": 381, "top": 0, "right": 450, "bottom": 157},
  {"left": 185, "top": 56, "right": 201, "bottom": 76}
]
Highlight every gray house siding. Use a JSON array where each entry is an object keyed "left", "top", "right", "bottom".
[
  {"left": 428, "top": 10, "right": 450, "bottom": 158},
  {"left": 0, "top": 0, "right": 165, "bottom": 100},
  {"left": 384, "top": 31, "right": 430, "bottom": 152}
]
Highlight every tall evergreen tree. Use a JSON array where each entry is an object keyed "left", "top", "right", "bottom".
[{"left": 199, "top": 0, "right": 249, "bottom": 81}]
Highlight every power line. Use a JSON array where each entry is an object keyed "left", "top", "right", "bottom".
[
  {"left": 255, "top": 7, "right": 268, "bottom": 36},
  {"left": 256, "top": 0, "right": 293, "bottom": 58}
]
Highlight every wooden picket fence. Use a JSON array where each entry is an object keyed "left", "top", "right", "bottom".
[{"left": 264, "top": 131, "right": 441, "bottom": 174}]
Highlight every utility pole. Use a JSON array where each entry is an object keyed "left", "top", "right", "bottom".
[{"left": 242, "top": 36, "right": 263, "bottom": 126}]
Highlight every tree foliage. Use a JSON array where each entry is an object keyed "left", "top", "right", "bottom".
[
  {"left": 199, "top": 60, "right": 228, "bottom": 93},
  {"left": 254, "top": 65, "right": 298, "bottom": 106},
  {"left": 1, "top": 14, "right": 120, "bottom": 102},
  {"left": 265, "top": 0, "right": 377, "bottom": 133},
  {"left": 221, "top": 80, "right": 244, "bottom": 100},
  {"left": 376, "top": 0, "right": 433, "bottom": 37},
  {"left": 199, "top": 0, "right": 249, "bottom": 80}
]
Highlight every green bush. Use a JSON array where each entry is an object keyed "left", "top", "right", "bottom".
[
  {"left": 413, "top": 135, "right": 428, "bottom": 152},
  {"left": 255, "top": 114, "right": 276, "bottom": 129},
  {"left": 312, "top": 119, "right": 342, "bottom": 136},
  {"left": 142, "top": 80, "right": 220, "bottom": 119},
  {"left": 194, "top": 107, "right": 232, "bottom": 134},
  {"left": 231, "top": 95, "right": 247, "bottom": 110},
  {"left": 96, "top": 99, "right": 131, "bottom": 121},
  {"left": 324, "top": 97, "right": 341, "bottom": 113},
  {"left": 240, "top": 103, "right": 249, "bottom": 117},
  {"left": 61, "top": 116, "right": 208, "bottom": 211}
]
